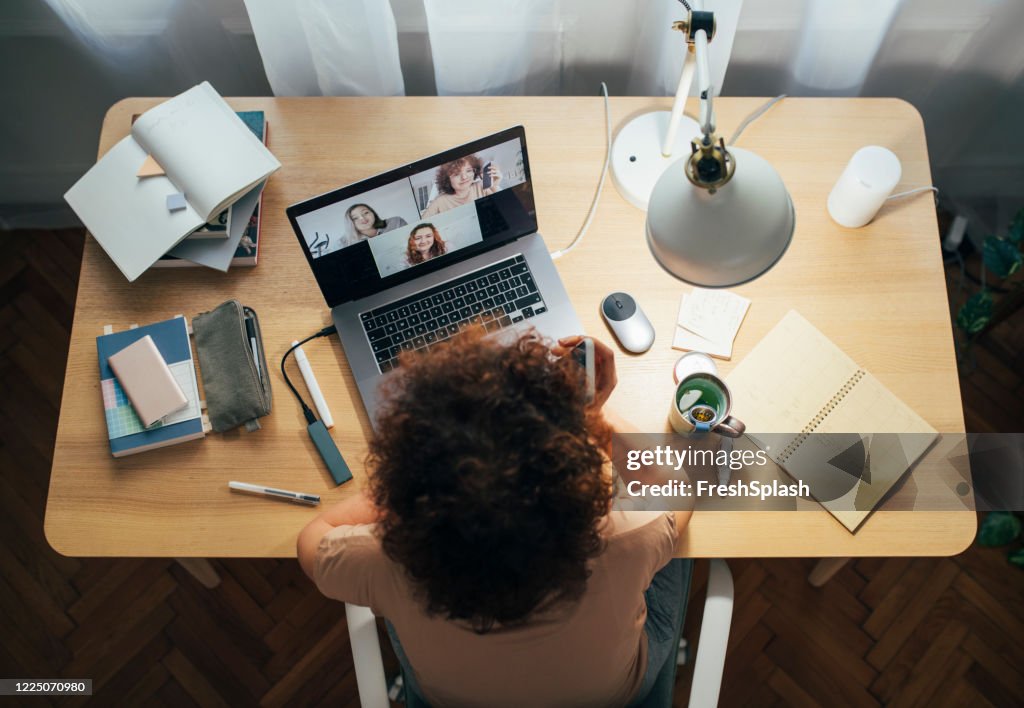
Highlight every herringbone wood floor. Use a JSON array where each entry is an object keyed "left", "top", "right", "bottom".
[{"left": 1, "top": 229, "right": 1022, "bottom": 707}]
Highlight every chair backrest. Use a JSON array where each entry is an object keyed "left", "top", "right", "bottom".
[{"left": 346, "top": 560, "right": 734, "bottom": 708}]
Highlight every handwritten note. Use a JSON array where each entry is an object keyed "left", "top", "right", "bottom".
[
  {"left": 672, "top": 289, "right": 751, "bottom": 360},
  {"left": 673, "top": 304, "right": 733, "bottom": 358},
  {"left": 678, "top": 288, "right": 751, "bottom": 342}
]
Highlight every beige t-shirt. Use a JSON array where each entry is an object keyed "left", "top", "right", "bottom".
[
  {"left": 315, "top": 510, "right": 676, "bottom": 708},
  {"left": 421, "top": 182, "right": 489, "bottom": 217}
]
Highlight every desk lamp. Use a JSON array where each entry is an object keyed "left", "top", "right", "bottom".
[{"left": 640, "top": 5, "right": 795, "bottom": 287}]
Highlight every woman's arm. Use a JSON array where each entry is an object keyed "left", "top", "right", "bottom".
[
  {"left": 603, "top": 406, "right": 694, "bottom": 538},
  {"left": 297, "top": 490, "right": 382, "bottom": 580},
  {"left": 421, "top": 199, "right": 442, "bottom": 217}
]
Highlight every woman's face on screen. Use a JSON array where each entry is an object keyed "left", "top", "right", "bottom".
[
  {"left": 451, "top": 164, "right": 475, "bottom": 194},
  {"left": 350, "top": 206, "right": 375, "bottom": 233},
  {"left": 411, "top": 228, "right": 434, "bottom": 254}
]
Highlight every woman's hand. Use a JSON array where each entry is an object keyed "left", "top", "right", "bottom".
[
  {"left": 552, "top": 335, "right": 618, "bottom": 410},
  {"left": 487, "top": 163, "right": 502, "bottom": 190}
]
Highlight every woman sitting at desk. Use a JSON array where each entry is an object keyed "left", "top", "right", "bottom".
[
  {"left": 421, "top": 155, "right": 501, "bottom": 217},
  {"left": 298, "top": 329, "right": 692, "bottom": 707}
]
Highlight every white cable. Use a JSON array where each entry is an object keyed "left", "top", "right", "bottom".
[
  {"left": 728, "top": 94, "right": 786, "bottom": 146},
  {"left": 887, "top": 186, "right": 939, "bottom": 200},
  {"left": 728, "top": 97, "right": 936, "bottom": 205},
  {"left": 551, "top": 82, "right": 611, "bottom": 260}
]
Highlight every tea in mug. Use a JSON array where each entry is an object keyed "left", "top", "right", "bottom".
[{"left": 675, "top": 374, "right": 727, "bottom": 424}]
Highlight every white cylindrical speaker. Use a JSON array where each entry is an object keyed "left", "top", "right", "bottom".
[{"left": 827, "top": 146, "right": 902, "bottom": 228}]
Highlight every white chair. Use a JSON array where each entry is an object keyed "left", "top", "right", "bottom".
[{"left": 344, "top": 559, "right": 734, "bottom": 708}]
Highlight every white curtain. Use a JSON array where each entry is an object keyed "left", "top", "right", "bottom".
[
  {"left": 421, "top": 0, "right": 564, "bottom": 96},
  {"left": 791, "top": 0, "right": 903, "bottom": 92},
  {"left": 240, "top": 0, "right": 741, "bottom": 98},
  {"left": 242, "top": 0, "right": 405, "bottom": 96},
  {"left": 416, "top": 0, "right": 741, "bottom": 97}
]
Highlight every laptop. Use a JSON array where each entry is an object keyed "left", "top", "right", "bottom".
[{"left": 287, "top": 126, "right": 583, "bottom": 427}]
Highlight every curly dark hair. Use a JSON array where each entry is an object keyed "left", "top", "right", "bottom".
[
  {"left": 367, "top": 328, "right": 613, "bottom": 633},
  {"left": 435, "top": 155, "right": 483, "bottom": 195}
]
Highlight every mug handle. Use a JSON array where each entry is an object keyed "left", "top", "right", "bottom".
[{"left": 715, "top": 416, "right": 746, "bottom": 438}]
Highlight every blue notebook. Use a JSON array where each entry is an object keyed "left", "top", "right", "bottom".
[{"left": 97, "top": 316, "right": 205, "bottom": 457}]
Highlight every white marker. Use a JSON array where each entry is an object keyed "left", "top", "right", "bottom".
[
  {"left": 291, "top": 340, "right": 334, "bottom": 428},
  {"left": 229, "top": 481, "right": 320, "bottom": 506}
]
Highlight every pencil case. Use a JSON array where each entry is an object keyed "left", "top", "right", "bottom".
[{"left": 193, "top": 299, "right": 272, "bottom": 432}]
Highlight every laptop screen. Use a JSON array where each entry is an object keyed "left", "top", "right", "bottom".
[{"left": 287, "top": 126, "right": 536, "bottom": 308}]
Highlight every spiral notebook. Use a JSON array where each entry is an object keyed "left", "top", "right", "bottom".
[{"left": 726, "top": 310, "right": 938, "bottom": 532}]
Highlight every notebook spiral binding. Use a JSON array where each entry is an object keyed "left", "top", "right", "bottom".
[{"left": 776, "top": 369, "right": 865, "bottom": 464}]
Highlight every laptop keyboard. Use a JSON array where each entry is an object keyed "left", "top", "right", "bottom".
[{"left": 361, "top": 254, "right": 547, "bottom": 373}]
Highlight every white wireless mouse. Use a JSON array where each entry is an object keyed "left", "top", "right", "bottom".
[{"left": 600, "top": 292, "right": 655, "bottom": 353}]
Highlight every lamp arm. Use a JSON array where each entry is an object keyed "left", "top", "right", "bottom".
[
  {"left": 683, "top": 19, "right": 733, "bottom": 194},
  {"left": 663, "top": 0, "right": 716, "bottom": 156},
  {"left": 661, "top": 49, "right": 697, "bottom": 157},
  {"left": 694, "top": 28, "right": 714, "bottom": 138}
]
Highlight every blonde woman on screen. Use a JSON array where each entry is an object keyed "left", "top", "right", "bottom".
[{"left": 346, "top": 203, "right": 407, "bottom": 244}]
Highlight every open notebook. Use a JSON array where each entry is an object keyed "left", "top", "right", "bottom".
[
  {"left": 65, "top": 82, "right": 280, "bottom": 281},
  {"left": 726, "top": 310, "right": 938, "bottom": 532}
]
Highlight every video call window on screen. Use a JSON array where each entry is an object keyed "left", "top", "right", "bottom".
[{"left": 296, "top": 137, "right": 526, "bottom": 280}]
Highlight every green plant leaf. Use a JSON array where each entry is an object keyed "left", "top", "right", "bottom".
[
  {"left": 977, "top": 512, "right": 1022, "bottom": 546},
  {"left": 983, "top": 236, "right": 1022, "bottom": 278},
  {"left": 1010, "top": 546, "right": 1024, "bottom": 569},
  {"left": 957, "top": 291, "right": 993, "bottom": 334},
  {"left": 1009, "top": 208, "right": 1024, "bottom": 244}
]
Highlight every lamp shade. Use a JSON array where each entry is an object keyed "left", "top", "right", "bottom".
[{"left": 646, "top": 147, "right": 794, "bottom": 287}]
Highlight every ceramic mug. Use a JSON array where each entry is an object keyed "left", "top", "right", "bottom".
[{"left": 669, "top": 372, "right": 745, "bottom": 437}]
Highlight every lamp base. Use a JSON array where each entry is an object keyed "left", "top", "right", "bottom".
[{"left": 611, "top": 111, "right": 702, "bottom": 210}]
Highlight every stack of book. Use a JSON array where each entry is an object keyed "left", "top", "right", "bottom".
[
  {"left": 152, "top": 110, "right": 269, "bottom": 270},
  {"left": 65, "top": 82, "right": 280, "bottom": 280},
  {"left": 97, "top": 316, "right": 208, "bottom": 457}
]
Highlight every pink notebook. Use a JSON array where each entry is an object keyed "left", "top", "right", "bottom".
[{"left": 107, "top": 335, "right": 187, "bottom": 427}]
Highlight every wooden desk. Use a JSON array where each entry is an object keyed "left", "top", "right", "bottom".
[{"left": 45, "top": 97, "right": 974, "bottom": 560}]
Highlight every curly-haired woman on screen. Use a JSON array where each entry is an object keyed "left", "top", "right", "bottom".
[{"left": 422, "top": 155, "right": 501, "bottom": 217}]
